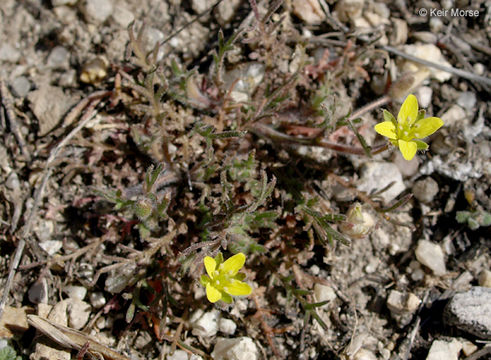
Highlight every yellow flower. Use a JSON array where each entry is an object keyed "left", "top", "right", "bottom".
[
  {"left": 374, "top": 94, "right": 444, "bottom": 160},
  {"left": 200, "top": 252, "right": 252, "bottom": 303}
]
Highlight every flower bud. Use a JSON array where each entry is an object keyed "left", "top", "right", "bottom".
[
  {"left": 134, "top": 198, "right": 153, "bottom": 221},
  {"left": 339, "top": 203, "right": 375, "bottom": 239}
]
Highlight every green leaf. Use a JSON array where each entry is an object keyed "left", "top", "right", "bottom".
[
  {"left": 456, "top": 211, "right": 471, "bottom": 223},
  {"left": 414, "top": 140, "right": 429, "bottom": 150},
  {"left": 480, "top": 211, "right": 491, "bottom": 227},
  {"left": 383, "top": 109, "right": 397, "bottom": 126},
  {"left": 468, "top": 217, "right": 480, "bottom": 230}
]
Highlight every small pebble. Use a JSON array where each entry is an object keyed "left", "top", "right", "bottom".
[
  {"left": 219, "top": 318, "right": 237, "bottom": 335},
  {"left": 46, "top": 46, "right": 70, "bottom": 69},
  {"left": 441, "top": 105, "right": 467, "bottom": 129},
  {"left": 211, "top": 337, "right": 258, "bottom": 360},
  {"left": 63, "top": 285, "right": 87, "bottom": 301},
  {"left": 292, "top": 0, "right": 324, "bottom": 24},
  {"left": 461, "top": 341, "right": 478, "bottom": 356},
  {"left": 412, "top": 177, "right": 439, "bottom": 204},
  {"left": 387, "top": 290, "right": 420, "bottom": 314},
  {"left": 111, "top": 5, "right": 135, "bottom": 28},
  {"left": 67, "top": 299, "right": 91, "bottom": 330},
  {"left": 426, "top": 339, "right": 462, "bottom": 360},
  {"left": 314, "top": 284, "right": 337, "bottom": 307},
  {"left": 191, "top": 309, "right": 219, "bottom": 338},
  {"left": 82, "top": 0, "right": 113, "bottom": 24},
  {"left": 357, "top": 162, "right": 405, "bottom": 203},
  {"left": 89, "top": 291, "right": 106, "bottom": 309},
  {"left": 28, "top": 278, "right": 48, "bottom": 304},
  {"left": 39, "top": 240, "right": 63, "bottom": 256},
  {"left": 416, "top": 86, "right": 433, "bottom": 108},
  {"left": 478, "top": 270, "right": 491, "bottom": 288},
  {"left": 11, "top": 76, "right": 31, "bottom": 97},
  {"left": 310, "top": 265, "right": 320, "bottom": 275},
  {"left": 473, "top": 63, "right": 485, "bottom": 76},
  {"left": 456, "top": 91, "right": 476, "bottom": 111},
  {"left": 167, "top": 350, "right": 203, "bottom": 360},
  {"left": 415, "top": 240, "right": 446, "bottom": 276},
  {"left": 353, "top": 349, "right": 377, "bottom": 360},
  {"left": 0, "top": 44, "right": 21, "bottom": 63}
]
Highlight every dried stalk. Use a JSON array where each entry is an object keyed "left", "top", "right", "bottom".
[{"left": 28, "top": 315, "right": 130, "bottom": 360}]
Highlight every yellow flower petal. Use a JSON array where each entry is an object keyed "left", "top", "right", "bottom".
[
  {"left": 398, "top": 140, "right": 418, "bottom": 161},
  {"left": 204, "top": 256, "right": 216, "bottom": 278},
  {"left": 225, "top": 280, "right": 252, "bottom": 296},
  {"left": 374, "top": 121, "right": 397, "bottom": 139},
  {"left": 412, "top": 117, "right": 444, "bottom": 139},
  {"left": 206, "top": 283, "right": 222, "bottom": 303},
  {"left": 221, "top": 253, "right": 246, "bottom": 275},
  {"left": 398, "top": 94, "right": 418, "bottom": 126}
]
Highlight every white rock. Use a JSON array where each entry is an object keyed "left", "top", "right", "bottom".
[
  {"left": 335, "top": 0, "right": 365, "bottom": 22},
  {"left": 461, "top": 341, "right": 478, "bottom": 356},
  {"left": 167, "top": 350, "right": 203, "bottom": 360},
  {"left": 402, "top": 44, "right": 452, "bottom": 82},
  {"left": 444, "top": 287, "right": 491, "bottom": 339},
  {"left": 473, "top": 63, "right": 485, "bottom": 76},
  {"left": 412, "top": 177, "right": 439, "bottom": 204},
  {"left": 412, "top": 32, "right": 437, "bottom": 44},
  {"left": 217, "top": 0, "right": 241, "bottom": 25},
  {"left": 478, "top": 270, "right": 491, "bottom": 288},
  {"left": 387, "top": 290, "right": 421, "bottom": 314},
  {"left": 456, "top": 92, "right": 476, "bottom": 110},
  {"left": 0, "top": 43, "right": 21, "bottom": 63},
  {"left": 364, "top": 11, "right": 389, "bottom": 27},
  {"left": 82, "top": 0, "right": 113, "bottom": 24},
  {"left": 219, "top": 318, "right": 237, "bottom": 335},
  {"left": 426, "top": 339, "right": 462, "bottom": 360},
  {"left": 191, "top": 309, "right": 220, "bottom": 338},
  {"left": 67, "top": 299, "right": 91, "bottom": 330},
  {"left": 356, "top": 162, "right": 405, "bottom": 204},
  {"left": 63, "top": 285, "right": 87, "bottom": 301},
  {"left": 111, "top": 4, "right": 134, "bottom": 28},
  {"left": 211, "top": 337, "right": 258, "bottom": 360},
  {"left": 292, "top": 0, "right": 324, "bottom": 25},
  {"left": 440, "top": 105, "right": 467, "bottom": 129},
  {"left": 89, "top": 292, "right": 106, "bottom": 308},
  {"left": 415, "top": 240, "right": 446, "bottom": 276},
  {"left": 390, "top": 18, "right": 407, "bottom": 45},
  {"left": 416, "top": 86, "right": 433, "bottom": 108},
  {"left": 28, "top": 85, "right": 76, "bottom": 136},
  {"left": 191, "top": 0, "right": 213, "bottom": 14},
  {"left": 39, "top": 240, "right": 63, "bottom": 256},
  {"left": 47, "top": 46, "right": 70, "bottom": 69},
  {"left": 314, "top": 284, "right": 337, "bottom": 307}
]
